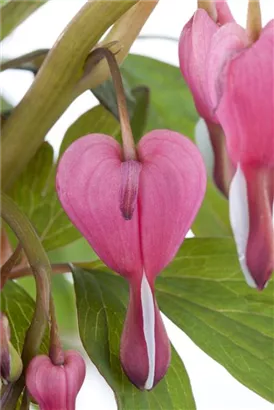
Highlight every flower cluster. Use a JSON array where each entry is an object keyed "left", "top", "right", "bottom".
[{"left": 179, "top": 0, "right": 274, "bottom": 290}]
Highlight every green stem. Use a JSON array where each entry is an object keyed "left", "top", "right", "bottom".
[
  {"left": 87, "top": 48, "right": 136, "bottom": 160},
  {"left": 1, "top": 1, "right": 137, "bottom": 190},
  {"left": 0, "top": 193, "right": 51, "bottom": 409},
  {"left": 0, "top": 0, "right": 48, "bottom": 41}
]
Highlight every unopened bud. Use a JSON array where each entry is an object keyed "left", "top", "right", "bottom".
[{"left": 0, "top": 314, "right": 23, "bottom": 382}]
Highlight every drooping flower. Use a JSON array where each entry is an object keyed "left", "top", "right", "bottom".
[
  {"left": 0, "top": 313, "right": 23, "bottom": 382},
  {"left": 207, "top": 19, "right": 274, "bottom": 289},
  {"left": 26, "top": 350, "right": 86, "bottom": 410},
  {"left": 56, "top": 129, "right": 206, "bottom": 389},
  {"left": 179, "top": 0, "right": 235, "bottom": 196}
]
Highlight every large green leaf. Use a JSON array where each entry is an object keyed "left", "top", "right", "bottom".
[
  {"left": 75, "top": 238, "right": 274, "bottom": 403},
  {"left": 72, "top": 266, "right": 196, "bottom": 410},
  {"left": 18, "top": 275, "right": 77, "bottom": 334},
  {"left": 1, "top": 280, "right": 48, "bottom": 354},
  {"left": 121, "top": 54, "right": 231, "bottom": 236},
  {"left": 121, "top": 54, "right": 198, "bottom": 139},
  {"left": 9, "top": 142, "right": 81, "bottom": 251},
  {"left": 59, "top": 105, "right": 120, "bottom": 157},
  {"left": 48, "top": 237, "right": 97, "bottom": 264},
  {"left": 155, "top": 238, "right": 274, "bottom": 403}
]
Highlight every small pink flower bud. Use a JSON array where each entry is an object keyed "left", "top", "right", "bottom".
[
  {"left": 26, "top": 350, "right": 86, "bottom": 410},
  {"left": 0, "top": 313, "right": 23, "bottom": 383}
]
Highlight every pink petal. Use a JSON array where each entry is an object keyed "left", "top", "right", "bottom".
[
  {"left": 214, "top": 20, "right": 274, "bottom": 165},
  {"left": 26, "top": 355, "right": 67, "bottom": 410},
  {"left": 207, "top": 22, "right": 249, "bottom": 111},
  {"left": 120, "top": 274, "right": 170, "bottom": 389},
  {"left": 215, "top": 0, "right": 235, "bottom": 25},
  {"left": 179, "top": 9, "right": 218, "bottom": 122},
  {"left": 229, "top": 164, "right": 274, "bottom": 290},
  {"left": 137, "top": 130, "right": 206, "bottom": 280},
  {"left": 64, "top": 351, "right": 86, "bottom": 410},
  {"left": 56, "top": 134, "right": 143, "bottom": 280}
]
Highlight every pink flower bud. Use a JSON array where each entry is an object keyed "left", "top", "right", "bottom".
[
  {"left": 0, "top": 313, "right": 23, "bottom": 382},
  {"left": 26, "top": 351, "right": 86, "bottom": 410},
  {"left": 179, "top": 2, "right": 235, "bottom": 196},
  {"left": 56, "top": 130, "right": 206, "bottom": 388}
]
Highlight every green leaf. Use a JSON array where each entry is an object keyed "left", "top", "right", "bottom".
[
  {"left": 0, "top": 1, "right": 48, "bottom": 40},
  {"left": 92, "top": 80, "right": 150, "bottom": 143},
  {"left": 155, "top": 238, "right": 274, "bottom": 403},
  {"left": 18, "top": 275, "right": 77, "bottom": 334},
  {"left": 9, "top": 142, "right": 81, "bottom": 251},
  {"left": 72, "top": 266, "right": 196, "bottom": 410},
  {"left": 59, "top": 105, "right": 120, "bottom": 157},
  {"left": 1, "top": 280, "right": 48, "bottom": 354},
  {"left": 48, "top": 237, "right": 97, "bottom": 264},
  {"left": 121, "top": 54, "right": 231, "bottom": 236},
  {"left": 121, "top": 54, "right": 198, "bottom": 139},
  {"left": 192, "top": 181, "right": 231, "bottom": 237},
  {"left": 1, "top": 49, "right": 49, "bottom": 74}
]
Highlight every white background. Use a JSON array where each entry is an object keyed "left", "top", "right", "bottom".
[{"left": 1, "top": 1, "right": 274, "bottom": 409}]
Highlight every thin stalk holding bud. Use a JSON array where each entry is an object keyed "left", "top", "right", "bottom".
[
  {"left": 247, "top": 0, "right": 262, "bottom": 43},
  {"left": 87, "top": 47, "right": 137, "bottom": 161},
  {"left": 0, "top": 193, "right": 51, "bottom": 409},
  {"left": 49, "top": 296, "right": 64, "bottom": 366},
  {"left": 197, "top": 0, "right": 217, "bottom": 21}
]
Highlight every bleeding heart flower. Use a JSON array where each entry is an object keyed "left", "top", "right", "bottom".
[
  {"left": 208, "top": 19, "right": 274, "bottom": 289},
  {"left": 26, "top": 350, "right": 85, "bottom": 410},
  {"left": 179, "top": 1, "right": 235, "bottom": 196},
  {"left": 56, "top": 129, "right": 206, "bottom": 389}
]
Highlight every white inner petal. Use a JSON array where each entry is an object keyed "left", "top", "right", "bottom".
[
  {"left": 229, "top": 164, "right": 256, "bottom": 288},
  {"left": 141, "top": 273, "right": 155, "bottom": 390},
  {"left": 194, "top": 118, "right": 214, "bottom": 177}
]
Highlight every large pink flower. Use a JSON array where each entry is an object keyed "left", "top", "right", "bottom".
[
  {"left": 208, "top": 20, "right": 274, "bottom": 289},
  {"left": 179, "top": 1, "right": 235, "bottom": 196},
  {"left": 56, "top": 129, "right": 206, "bottom": 389}
]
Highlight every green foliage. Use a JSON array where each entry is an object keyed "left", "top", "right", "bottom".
[
  {"left": 73, "top": 266, "right": 196, "bottom": 410},
  {"left": 48, "top": 237, "right": 98, "bottom": 263},
  {"left": 9, "top": 142, "right": 81, "bottom": 251},
  {"left": 18, "top": 275, "right": 77, "bottom": 334},
  {"left": 73, "top": 238, "right": 274, "bottom": 403},
  {"left": 1, "top": 280, "right": 48, "bottom": 354},
  {"left": 59, "top": 105, "right": 120, "bottom": 157}
]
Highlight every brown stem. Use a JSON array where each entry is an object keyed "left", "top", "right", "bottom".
[
  {"left": 9, "top": 263, "right": 70, "bottom": 280},
  {"left": 1, "top": 243, "right": 23, "bottom": 288},
  {"left": 247, "top": 0, "right": 262, "bottom": 43},
  {"left": 87, "top": 47, "right": 137, "bottom": 161}
]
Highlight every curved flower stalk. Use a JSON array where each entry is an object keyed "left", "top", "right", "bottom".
[
  {"left": 57, "top": 130, "right": 206, "bottom": 389},
  {"left": 26, "top": 351, "right": 85, "bottom": 410},
  {"left": 179, "top": 0, "right": 234, "bottom": 197},
  {"left": 207, "top": 17, "right": 274, "bottom": 290}
]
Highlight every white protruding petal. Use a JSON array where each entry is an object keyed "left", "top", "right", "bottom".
[
  {"left": 194, "top": 118, "right": 214, "bottom": 178},
  {"left": 229, "top": 164, "right": 256, "bottom": 288},
  {"left": 141, "top": 273, "right": 155, "bottom": 390}
]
